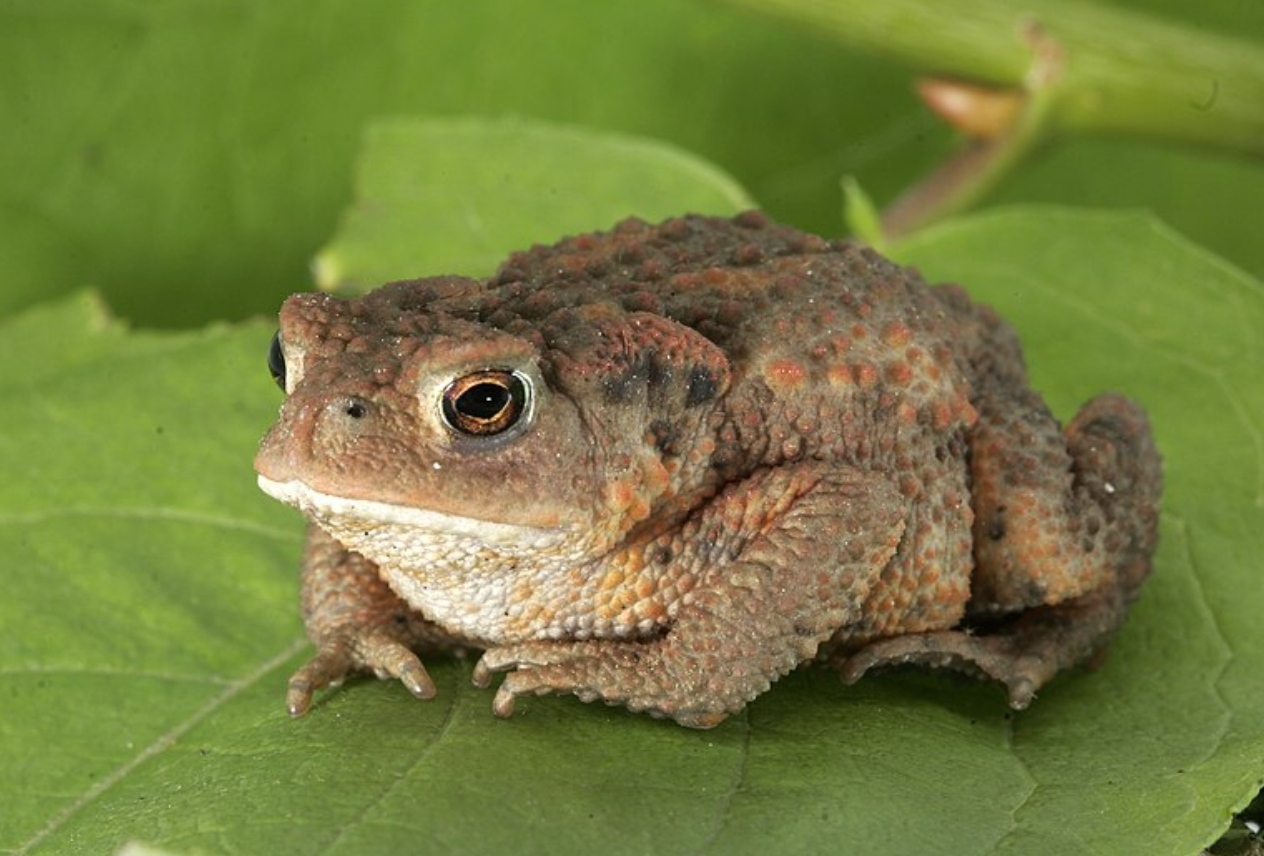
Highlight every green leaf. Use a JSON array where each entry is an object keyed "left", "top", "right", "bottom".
[
  {"left": 4, "top": 170, "right": 1263, "bottom": 853},
  {"left": 314, "top": 117, "right": 755, "bottom": 292},
  {"left": 894, "top": 207, "right": 1264, "bottom": 852}
]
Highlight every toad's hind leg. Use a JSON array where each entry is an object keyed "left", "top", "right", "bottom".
[
  {"left": 841, "top": 392, "right": 1161, "bottom": 708},
  {"left": 970, "top": 389, "right": 1161, "bottom": 612}
]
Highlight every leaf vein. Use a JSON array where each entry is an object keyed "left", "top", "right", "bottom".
[
  {"left": 0, "top": 665, "right": 232, "bottom": 685},
  {"left": 314, "top": 671, "right": 464, "bottom": 855},
  {"left": 0, "top": 505, "right": 300, "bottom": 540},
  {"left": 14, "top": 637, "right": 309, "bottom": 855},
  {"left": 693, "top": 710, "right": 752, "bottom": 855}
]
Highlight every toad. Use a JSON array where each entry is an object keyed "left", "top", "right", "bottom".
[{"left": 255, "top": 212, "right": 1161, "bottom": 728}]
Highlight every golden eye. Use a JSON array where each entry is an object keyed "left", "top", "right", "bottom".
[{"left": 441, "top": 370, "right": 530, "bottom": 436}]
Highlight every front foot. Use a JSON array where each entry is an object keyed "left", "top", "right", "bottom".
[
  {"left": 287, "top": 627, "right": 436, "bottom": 717},
  {"left": 473, "top": 641, "right": 735, "bottom": 729}
]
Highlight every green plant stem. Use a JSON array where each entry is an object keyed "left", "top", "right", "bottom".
[{"left": 716, "top": 0, "right": 1264, "bottom": 160}]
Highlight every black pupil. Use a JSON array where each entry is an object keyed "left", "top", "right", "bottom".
[
  {"left": 442, "top": 371, "right": 528, "bottom": 436},
  {"left": 267, "top": 332, "right": 286, "bottom": 389},
  {"left": 457, "top": 382, "right": 511, "bottom": 420}
]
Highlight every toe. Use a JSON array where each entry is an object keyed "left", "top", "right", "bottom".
[
  {"left": 492, "top": 683, "right": 518, "bottom": 718},
  {"left": 286, "top": 645, "right": 353, "bottom": 717}
]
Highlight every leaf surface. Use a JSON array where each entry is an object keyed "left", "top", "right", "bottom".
[
  {"left": 315, "top": 117, "right": 754, "bottom": 292},
  {"left": 3, "top": 134, "right": 1262, "bottom": 856}
]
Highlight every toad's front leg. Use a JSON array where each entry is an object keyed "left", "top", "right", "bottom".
[
  {"left": 287, "top": 525, "right": 469, "bottom": 715},
  {"left": 474, "top": 463, "right": 907, "bottom": 728}
]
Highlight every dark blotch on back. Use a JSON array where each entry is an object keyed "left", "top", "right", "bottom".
[
  {"left": 602, "top": 352, "right": 675, "bottom": 406},
  {"left": 686, "top": 365, "right": 719, "bottom": 407}
]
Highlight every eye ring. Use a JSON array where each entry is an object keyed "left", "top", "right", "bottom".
[
  {"left": 440, "top": 369, "right": 531, "bottom": 437},
  {"left": 267, "top": 332, "right": 286, "bottom": 390}
]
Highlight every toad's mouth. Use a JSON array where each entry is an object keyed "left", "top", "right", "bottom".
[{"left": 256, "top": 475, "right": 573, "bottom": 551}]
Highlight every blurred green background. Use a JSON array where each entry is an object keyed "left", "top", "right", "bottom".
[{"left": 3, "top": 0, "right": 1261, "bottom": 328}]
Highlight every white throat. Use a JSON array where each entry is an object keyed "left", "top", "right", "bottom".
[{"left": 257, "top": 475, "right": 588, "bottom": 642}]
